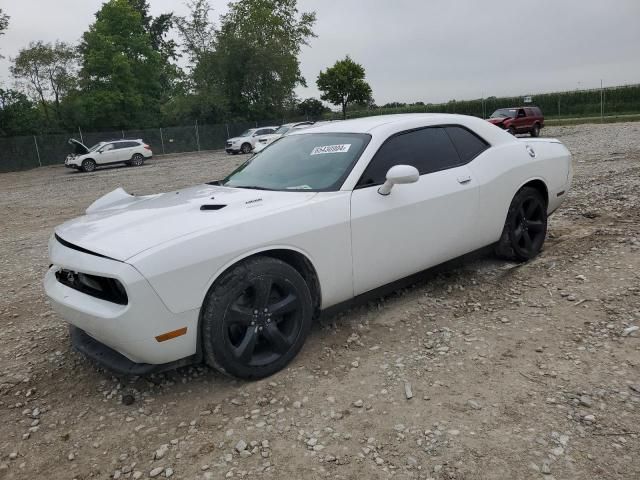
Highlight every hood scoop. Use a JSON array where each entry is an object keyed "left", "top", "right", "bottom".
[{"left": 200, "top": 204, "right": 227, "bottom": 211}]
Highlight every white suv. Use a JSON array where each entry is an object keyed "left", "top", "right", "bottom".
[
  {"left": 253, "top": 121, "right": 317, "bottom": 153},
  {"left": 225, "top": 127, "right": 278, "bottom": 154},
  {"left": 65, "top": 138, "right": 153, "bottom": 173}
]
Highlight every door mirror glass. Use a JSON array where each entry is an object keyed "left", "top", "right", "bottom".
[{"left": 378, "top": 165, "right": 419, "bottom": 195}]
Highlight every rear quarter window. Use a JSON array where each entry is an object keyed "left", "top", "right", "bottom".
[{"left": 444, "top": 126, "right": 489, "bottom": 163}]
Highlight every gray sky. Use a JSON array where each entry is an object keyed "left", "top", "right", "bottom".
[{"left": 1, "top": 0, "right": 639, "bottom": 104}]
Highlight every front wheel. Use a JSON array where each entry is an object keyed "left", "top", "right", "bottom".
[
  {"left": 240, "top": 143, "right": 252, "bottom": 154},
  {"left": 496, "top": 186, "right": 547, "bottom": 261},
  {"left": 81, "top": 159, "right": 96, "bottom": 173},
  {"left": 508, "top": 126, "right": 516, "bottom": 136},
  {"left": 201, "top": 257, "right": 313, "bottom": 379}
]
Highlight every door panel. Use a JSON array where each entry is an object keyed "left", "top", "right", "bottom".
[
  {"left": 350, "top": 165, "right": 478, "bottom": 296},
  {"left": 96, "top": 144, "right": 117, "bottom": 164}
]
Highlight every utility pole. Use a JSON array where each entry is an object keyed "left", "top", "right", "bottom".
[
  {"left": 33, "top": 136, "right": 42, "bottom": 167},
  {"left": 600, "top": 79, "right": 604, "bottom": 123},
  {"left": 195, "top": 120, "right": 201, "bottom": 151}
]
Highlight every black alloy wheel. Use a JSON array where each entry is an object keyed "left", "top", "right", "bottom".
[
  {"left": 201, "top": 257, "right": 313, "bottom": 379},
  {"left": 496, "top": 186, "right": 548, "bottom": 261}
]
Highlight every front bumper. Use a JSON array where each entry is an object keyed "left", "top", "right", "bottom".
[
  {"left": 70, "top": 326, "right": 193, "bottom": 375},
  {"left": 44, "top": 235, "right": 200, "bottom": 368}
]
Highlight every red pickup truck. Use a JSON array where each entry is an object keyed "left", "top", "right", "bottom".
[{"left": 487, "top": 106, "right": 544, "bottom": 137}]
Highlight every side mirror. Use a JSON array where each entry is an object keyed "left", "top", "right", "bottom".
[{"left": 378, "top": 165, "right": 419, "bottom": 195}]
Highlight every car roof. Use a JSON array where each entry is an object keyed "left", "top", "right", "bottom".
[
  {"left": 290, "top": 114, "right": 474, "bottom": 134},
  {"left": 289, "top": 113, "right": 516, "bottom": 146}
]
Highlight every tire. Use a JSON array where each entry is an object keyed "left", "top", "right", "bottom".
[
  {"left": 508, "top": 126, "right": 516, "bottom": 136},
  {"left": 495, "top": 186, "right": 548, "bottom": 262},
  {"left": 240, "top": 143, "right": 252, "bottom": 154},
  {"left": 131, "top": 153, "right": 145, "bottom": 166},
  {"left": 81, "top": 159, "right": 96, "bottom": 173},
  {"left": 530, "top": 124, "right": 540, "bottom": 137},
  {"left": 201, "top": 256, "right": 313, "bottom": 379}
]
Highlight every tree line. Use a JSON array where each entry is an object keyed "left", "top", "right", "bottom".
[{"left": 0, "top": 1, "right": 374, "bottom": 137}]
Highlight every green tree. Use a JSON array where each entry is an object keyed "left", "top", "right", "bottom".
[
  {"left": 0, "top": 88, "right": 41, "bottom": 136},
  {"left": 177, "top": 0, "right": 216, "bottom": 66},
  {"left": 0, "top": 9, "right": 8, "bottom": 35},
  {"left": 212, "top": 0, "right": 316, "bottom": 120},
  {"left": 78, "top": 0, "right": 163, "bottom": 128},
  {"left": 11, "top": 41, "right": 79, "bottom": 123},
  {"left": 173, "top": 0, "right": 223, "bottom": 123},
  {"left": 0, "top": 9, "right": 10, "bottom": 58},
  {"left": 297, "top": 97, "right": 327, "bottom": 119},
  {"left": 316, "top": 56, "right": 372, "bottom": 119},
  {"left": 126, "top": 0, "right": 181, "bottom": 102}
]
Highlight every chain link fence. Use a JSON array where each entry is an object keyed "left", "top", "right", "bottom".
[
  {"left": 0, "top": 117, "right": 309, "bottom": 173},
  {"left": 346, "top": 83, "right": 640, "bottom": 121},
  {"left": 2, "top": 83, "right": 640, "bottom": 173}
]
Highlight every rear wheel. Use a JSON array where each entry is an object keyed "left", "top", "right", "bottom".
[
  {"left": 201, "top": 257, "right": 313, "bottom": 379},
  {"left": 530, "top": 124, "right": 540, "bottom": 137},
  {"left": 131, "top": 153, "right": 144, "bottom": 166},
  {"left": 496, "top": 186, "right": 547, "bottom": 261},
  {"left": 81, "top": 159, "right": 96, "bottom": 173},
  {"left": 240, "top": 143, "right": 252, "bottom": 154}
]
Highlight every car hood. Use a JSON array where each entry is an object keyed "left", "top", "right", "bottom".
[
  {"left": 68, "top": 138, "right": 90, "bottom": 155},
  {"left": 487, "top": 117, "right": 510, "bottom": 125},
  {"left": 54, "top": 185, "right": 317, "bottom": 261},
  {"left": 227, "top": 137, "right": 246, "bottom": 143}
]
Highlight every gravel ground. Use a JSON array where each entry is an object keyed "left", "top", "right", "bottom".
[{"left": 0, "top": 122, "right": 639, "bottom": 480}]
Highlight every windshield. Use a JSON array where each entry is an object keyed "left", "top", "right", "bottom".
[
  {"left": 88, "top": 143, "right": 103, "bottom": 151},
  {"left": 238, "top": 129, "right": 255, "bottom": 137},
  {"left": 490, "top": 109, "right": 517, "bottom": 119},
  {"left": 222, "top": 133, "right": 371, "bottom": 191},
  {"left": 274, "top": 125, "right": 291, "bottom": 135}
]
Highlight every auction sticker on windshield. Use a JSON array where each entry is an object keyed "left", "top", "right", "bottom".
[{"left": 310, "top": 144, "right": 351, "bottom": 155}]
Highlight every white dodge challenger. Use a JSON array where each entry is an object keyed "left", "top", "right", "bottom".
[{"left": 44, "top": 114, "right": 572, "bottom": 379}]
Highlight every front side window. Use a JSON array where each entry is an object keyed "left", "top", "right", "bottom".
[
  {"left": 102, "top": 143, "right": 115, "bottom": 152},
  {"left": 357, "top": 127, "right": 461, "bottom": 187},
  {"left": 222, "top": 133, "right": 371, "bottom": 191}
]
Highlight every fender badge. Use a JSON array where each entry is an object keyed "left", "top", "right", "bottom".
[{"left": 526, "top": 145, "right": 536, "bottom": 158}]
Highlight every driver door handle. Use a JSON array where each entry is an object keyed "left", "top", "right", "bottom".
[{"left": 457, "top": 175, "right": 471, "bottom": 184}]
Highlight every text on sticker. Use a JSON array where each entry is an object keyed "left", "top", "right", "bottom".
[{"left": 310, "top": 144, "right": 352, "bottom": 155}]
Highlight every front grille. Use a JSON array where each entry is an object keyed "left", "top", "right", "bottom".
[{"left": 56, "top": 269, "right": 128, "bottom": 305}]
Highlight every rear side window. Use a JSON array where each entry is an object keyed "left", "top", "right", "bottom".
[
  {"left": 444, "top": 126, "right": 489, "bottom": 163},
  {"left": 116, "top": 141, "right": 139, "bottom": 149},
  {"left": 357, "top": 127, "right": 462, "bottom": 187}
]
